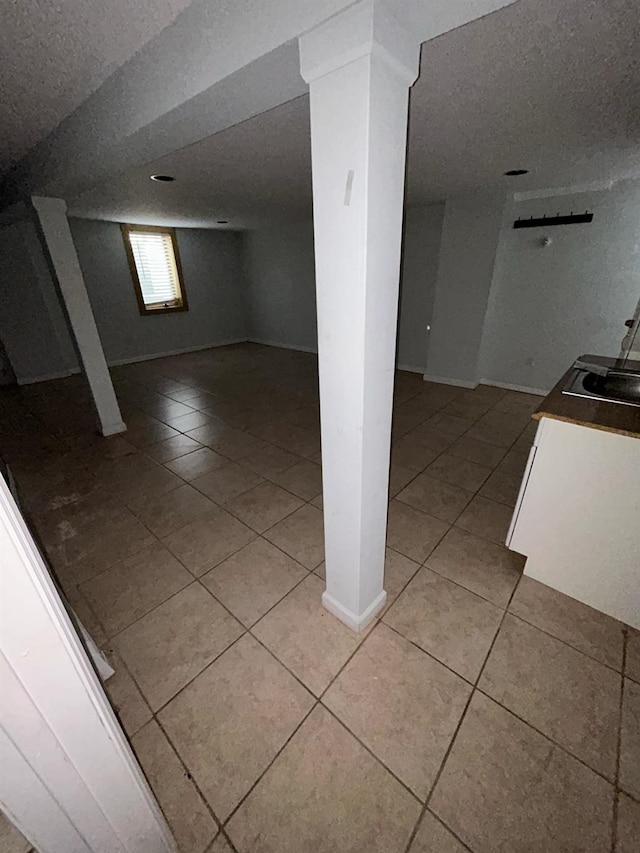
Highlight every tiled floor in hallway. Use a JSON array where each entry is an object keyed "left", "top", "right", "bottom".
[{"left": 1, "top": 343, "right": 638, "bottom": 853}]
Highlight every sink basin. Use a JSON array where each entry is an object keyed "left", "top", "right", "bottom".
[{"left": 563, "top": 368, "right": 640, "bottom": 407}]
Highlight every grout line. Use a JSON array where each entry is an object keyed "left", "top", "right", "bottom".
[{"left": 611, "top": 629, "right": 628, "bottom": 852}]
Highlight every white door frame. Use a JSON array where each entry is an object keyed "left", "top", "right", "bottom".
[{"left": 0, "top": 474, "right": 176, "bottom": 853}]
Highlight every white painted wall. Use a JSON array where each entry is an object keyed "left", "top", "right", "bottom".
[
  {"left": 480, "top": 179, "right": 640, "bottom": 392},
  {"left": 0, "top": 221, "right": 78, "bottom": 384},
  {"left": 243, "top": 205, "right": 444, "bottom": 368},
  {"left": 70, "top": 219, "right": 248, "bottom": 364}
]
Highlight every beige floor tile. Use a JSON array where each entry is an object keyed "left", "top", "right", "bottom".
[
  {"left": 252, "top": 574, "right": 363, "bottom": 695},
  {"left": 145, "top": 434, "right": 202, "bottom": 463},
  {"left": 64, "top": 585, "right": 107, "bottom": 646},
  {"left": 430, "top": 693, "right": 614, "bottom": 853},
  {"left": 126, "top": 423, "right": 181, "bottom": 449},
  {"left": 397, "top": 474, "right": 473, "bottom": 524},
  {"left": 408, "top": 811, "right": 467, "bottom": 853},
  {"left": 620, "top": 678, "right": 640, "bottom": 799},
  {"left": 209, "top": 835, "right": 233, "bottom": 853},
  {"left": 426, "top": 527, "right": 522, "bottom": 608},
  {"left": 225, "top": 482, "right": 303, "bottom": 533},
  {"left": 103, "top": 654, "right": 152, "bottom": 736},
  {"left": 159, "top": 634, "right": 314, "bottom": 821},
  {"left": 509, "top": 575, "right": 625, "bottom": 670},
  {"left": 94, "top": 452, "right": 183, "bottom": 503},
  {"left": 382, "top": 548, "right": 421, "bottom": 610},
  {"left": 455, "top": 495, "right": 513, "bottom": 545},
  {"left": 388, "top": 462, "right": 417, "bottom": 497},
  {"left": 80, "top": 542, "right": 192, "bottom": 636},
  {"left": 0, "top": 813, "right": 31, "bottom": 853},
  {"left": 425, "top": 453, "right": 492, "bottom": 492},
  {"left": 423, "top": 412, "right": 474, "bottom": 439},
  {"left": 226, "top": 705, "right": 421, "bottom": 853},
  {"left": 164, "top": 447, "right": 228, "bottom": 481},
  {"left": 268, "top": 459, "right": 322, "bottom": 501},
  {"left": 249, "top": 420, "right": 320, "bottom": 458},
  {"left": 465, "top": 420, "right": 521, "bottom": 448},
  {"left": 163, "top": 509, "right": 256, "bottom": 576},
  {"left": 201, "top": 538, "right": 307, "bottom": 626},
  {"left": 187, "top": 424, "right": 268, "bottom": 461},
  {"left": 386, "top": 500, "right": 450, "bottom": 563},
  {"left": 263, "top": 504, "right": 324, "bottom": 569},
  {"left": 391, "top": 437, "right": 440, "bottom": 472},
  {"left": 406, "top": 423, "right": 463, "bottom": 454},
  {"left": 240, "top": 444, "right": 302, "bottom": 478},
  {"left": 131, "top": 720, "right": 217, "bottom": 853},
  {"left": 113, "top": 583, "right": 243, "bottom": 710},
  {"left": 448, "top": 435, "right": 507, "bottom": 469},
  {"left": 38, "top": 490, "right": 156, "bottom": 586},
  {"left": 479, "top": 469, "right": 522, "bottom": 507},
  {"left": 625, "top": 629, "right": 640, "bottom": 683},
  {"left": 192, "top": 463, "right": 263, "bottom": 504},
  {"left": 164, "top": 410, "right": 214, "bottom": 433},
  {"left": 479, "top": 614, "right": 621, "bottom": 779},
  {"left": 325, "top": 623, "right": 471, "bottom": 799},
  {"left": 441, "top": 397, "right": 492, "bottom": 422},
  {"left": 617, "top": 793, "right": 640, "bottom": 853},
  {"left": 127, "top": 484, "right": 217, "bottom": 537},
  {"left": 383, "top": 567, "right": 503, "bottom": 682},
  {"left": 496, "top": 447, "right": 530, "bottom": 476},
  {"left": 310, "top": 492, "right": 323, "bottom": 509}
]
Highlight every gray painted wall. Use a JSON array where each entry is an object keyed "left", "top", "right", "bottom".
[
  {"left": 425, "top": 192, "right": 507, "bottom": 386},
  {"left": 397, "top": 205, "right": 445, "bottom": 370},
  {"left": 70, "top": 219, "right": 248, "bottom": 364},
  {"left": 0, "top": 220, "right": 78, "bottom": 383},
  {"left": 479, "top": 179, "right": 640, "bottom": 392},
  {"left": 244, "top": 220, "right": 318, "bottom": 351},
  {"left": 244, "top": 205, "right": 445, "bottom": 368}
]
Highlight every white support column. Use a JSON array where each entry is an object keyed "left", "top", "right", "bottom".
[
  {"left": 31, "top": 196, "right": 126, "bottom": 436},
  {"left": 299, "top": 1, "right": 420, "bottom": 631}
]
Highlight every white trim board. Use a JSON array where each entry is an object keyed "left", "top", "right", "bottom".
[
  {"left": 422, "top": 373, "right": 478, "bottom": 389},
  {"left": 247, "top": 338, "right": 318, "bottom": 354},
  {"left": 18, "top": 368, "right": 82, "bottom": 386},
  {"left": 397, "top": 363, "right": 426, "bottom": 374},
  {"left": 106, "top": 338, "right": 248, "bottom": 366},
  {"left": 480, "top": 378, "right": 547, "bottom": 396},
  {"left": 0, "top": 475, "right": 176, "bottom": 853}
]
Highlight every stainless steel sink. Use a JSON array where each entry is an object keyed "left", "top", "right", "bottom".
[{"left": 563, "top": 366, "right": 640, "bottom": 407}]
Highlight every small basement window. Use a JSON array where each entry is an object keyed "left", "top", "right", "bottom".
[{"left": 121, "top": 224, "right": 188, "bottom": 314}]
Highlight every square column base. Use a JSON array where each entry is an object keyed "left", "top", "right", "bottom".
[
  {"left": 101, "top": 421, "right": 127, "bottom": 437},
  {"left": 322, "top": 589, "right": 387, "bottom": 633}
]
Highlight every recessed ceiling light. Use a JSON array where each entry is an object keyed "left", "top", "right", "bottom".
[
  {"left": 504, "top": 169, "right": 529, "bottom": 176},
  {"left": 150, "top": 174, "right": 175, "bottom": 182}
]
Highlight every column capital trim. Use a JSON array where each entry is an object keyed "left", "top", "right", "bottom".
[
  {"left": 299, "top": 0, "right": 420, "bottom": 85},
  {"left": 31, "top": 196, "right": 68, "bottom": 216}
]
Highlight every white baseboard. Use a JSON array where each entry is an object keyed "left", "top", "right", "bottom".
[
  {"left": 422, "top": 373, "right": 478, "bottom": 389},
  {"left": 248, "top": 338, "right": 318, "bottom": 355},
  {"left": 322, "top": 589, "right": 387, "bottom": 633},
  {"left": 18, "top": 367, "right": 81, "bottom": 385},
  {"left": 397, "top": 363, "right": 426, "bottom": 374},
  {"left": 480, "top": 378, "right": 547, "bottom": 396},
  {"left": 106, "top": 338, "right": 248, "bottom": 367}
]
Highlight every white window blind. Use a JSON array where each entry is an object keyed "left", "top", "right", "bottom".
[{"left": 128, "top": 230, "right": 183, "bottom": 308}]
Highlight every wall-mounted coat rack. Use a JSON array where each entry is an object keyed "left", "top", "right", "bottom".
[{"left": 513, "top": 211, "right": 593, "bottom": 229}]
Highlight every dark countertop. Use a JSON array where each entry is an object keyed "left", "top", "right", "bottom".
[{"left": 533, "top": 354, "right": 640, "bottom": 439}]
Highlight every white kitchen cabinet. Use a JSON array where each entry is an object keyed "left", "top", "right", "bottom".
[{"left": 507, "top": 416, "right": 640, "bottom": 629}]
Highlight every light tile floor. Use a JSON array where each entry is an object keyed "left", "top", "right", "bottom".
[{"left": 1, "top": 343, "right": 638, "bottom": 853}]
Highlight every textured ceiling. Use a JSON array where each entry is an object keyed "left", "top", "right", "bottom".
[
  {"left": 65, "top": 0, "right": 639, "bottom": 227},
  {"left": 0, "top": 0, "right": 193, "bottom": 170}
]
